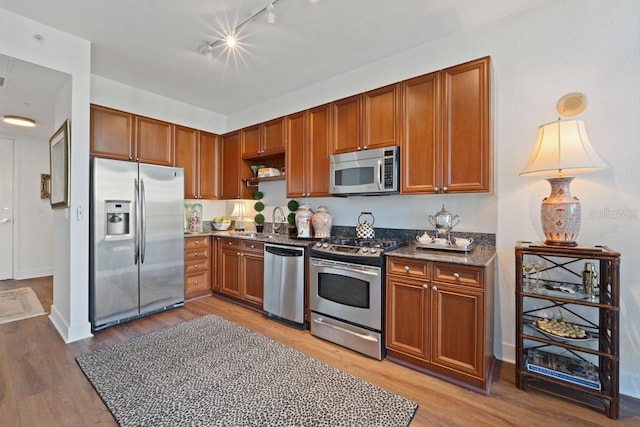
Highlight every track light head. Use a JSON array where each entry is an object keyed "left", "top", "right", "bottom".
[{"left": 266, "top": 3, "right": 276, "bottom": 24}]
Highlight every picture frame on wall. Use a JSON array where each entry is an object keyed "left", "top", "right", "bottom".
[{"left": 49, "top": 119, "right": 70, "bottom": 208}]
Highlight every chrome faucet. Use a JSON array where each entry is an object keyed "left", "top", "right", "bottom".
[{"left": 272, "top": 206, "right": 285, "bottom": 234}]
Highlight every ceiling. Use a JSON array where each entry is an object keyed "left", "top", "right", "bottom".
[{"left": 0, "top": 0, "right": 553, "bottom": 139}]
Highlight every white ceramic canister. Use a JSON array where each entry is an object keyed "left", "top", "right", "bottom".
[
  {"left": 295, "top": 203, "right": 314, "bottom": 238},
  {"left": 311, "top": 206, "right": 332, "bottom": 238}
]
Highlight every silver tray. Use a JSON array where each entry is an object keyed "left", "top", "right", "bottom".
[{"left": 414, "top": 241, "right": 474, "bottom": 253}]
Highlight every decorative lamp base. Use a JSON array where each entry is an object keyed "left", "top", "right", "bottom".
[{"left": 541, "top": 176, "right": 580, "bottom": 247}]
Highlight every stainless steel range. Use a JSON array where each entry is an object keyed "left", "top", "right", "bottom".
[{"left": 309, "top": 237, "right": 404, "bottom": 360}]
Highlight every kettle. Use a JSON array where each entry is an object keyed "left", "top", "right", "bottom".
[
  {"left": 427, "top": 205, "right": 460, "bottom": 241},
  {"left": 356, "top": 212, "right": 375, "bottom": 239}
]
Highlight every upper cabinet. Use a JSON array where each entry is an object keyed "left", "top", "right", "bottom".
[
  {"left": 241, "top": 117, "right": 286, "bottom": 159},
  {"left": 286, "top": 105, "right": 332, "bottom": 198},
  {"left": 90, "top": 105, "right": 134, "bottom": 161},
  {"left": 332, "top": 83, "right": 401, "bottom": 154},
  {"left": 135, "top": 116, "right": 174, "bottom": 166},
  {"left": 401, "top": 56, "right": 492, "bottom": 194},
  {"left": 90, "top": 104, "right": 174, "bottom": 166},
  {"left": 174, "top": 125, "right": 219, "bottom": 199},
  {"left": 220, "top": 131, "right": 252, "bottom": 200}
]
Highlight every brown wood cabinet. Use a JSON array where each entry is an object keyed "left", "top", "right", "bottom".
[
  {"left": 385, "top": 255, "right": 494, "bottom": 393},
  {"left": 184, "top": 236, "right": 212, "bottom": 300},
  {"left": 90, "top": 105, "right": 134, "bottom": 161},
  {"left": 174, "top": 125, "right": 219, "bottom": 199},
  {"left": 134, "top": 115, "right": 174, "bottom": 166},
  {"left": 401, "top": 57, "right": 491, "bottom": 194},
  {"left": 220, "top": 132, "right": 252, "bottom": 199},
  {"left": 332, "top": 83, "right": 400, "bottom": 154},
  {"left": 90, "top": 104, "right": 174, "bottom": 166},
  {"left": 216, "top": 237, "right": 264, "bottom": 308},
  {"left": 286, "top": 106, "right": 332, "bottom": 198},
  {"left": 241, "top": 118, "right": 285, "bottom": 159}
]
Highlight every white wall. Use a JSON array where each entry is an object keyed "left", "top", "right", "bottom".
[
  {"left": 14, "top": 136, "right": 54, "bottom": 278},
  {"left": 0, "top": 8, "right": 93, "bottom": 343}
]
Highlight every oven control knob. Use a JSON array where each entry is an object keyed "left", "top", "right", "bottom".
[
  {"left": 371, "top": 248, "right": 378, "bottom": 254},
  {"left": 362, "top": 248, "right": 368, "bottom": 253},
  {"left": 322, "top": 243, "right": 330, "bottom": 248},
  {"left": 315, "top": 242, "right": 322, "bottom": 247}
]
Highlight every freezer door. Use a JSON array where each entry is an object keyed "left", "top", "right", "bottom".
[
  {"left": 90, "top": 158, "right": 139, "bottom": 329},
  {"left": 138, "top": 163, "right": 185, "bottom": 314}
]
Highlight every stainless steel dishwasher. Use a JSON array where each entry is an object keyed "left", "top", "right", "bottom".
[{"left": 263, "top": 243, "right": 306, "bottom": 326}]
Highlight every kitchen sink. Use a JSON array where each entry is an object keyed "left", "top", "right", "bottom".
[{"left": 232, "top": 232, "right": 275, "bottom": 239}]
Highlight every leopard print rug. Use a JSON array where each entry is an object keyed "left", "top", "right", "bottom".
[{"left": 76, "top": 314, "right": 418, "bottom": 426}]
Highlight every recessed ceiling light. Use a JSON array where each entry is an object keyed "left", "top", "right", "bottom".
[{"left": 3, "top": 115, "right": 36, "bottom": 127}]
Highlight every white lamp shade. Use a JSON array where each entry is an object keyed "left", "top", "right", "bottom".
[
  {"left": 231, "top": 202, "right": 246, "bottom": 218},
  {"left": 520, "top": 119, "right": 608, "bottom": 177}
]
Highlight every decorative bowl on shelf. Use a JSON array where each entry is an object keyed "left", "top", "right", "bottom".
[{"left": 212, "top": 219, "right": 231, "bottom": 230}]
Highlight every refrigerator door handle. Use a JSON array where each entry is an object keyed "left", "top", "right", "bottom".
[
  {"left": 134, "top": 178, "right": 140, "bottom": 265},
  {"left": 140, "top": 178, "right": 146, "bottom": 263}
]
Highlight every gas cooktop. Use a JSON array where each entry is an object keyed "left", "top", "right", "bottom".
[{"left": 310, "top": 237, "right": 405, "bottom": 265}]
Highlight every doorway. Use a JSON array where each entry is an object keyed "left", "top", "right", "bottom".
[{"left": 0, "top": 137, "right": 13, "bottom": 279}]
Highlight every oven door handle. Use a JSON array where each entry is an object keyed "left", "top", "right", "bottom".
[
  {"left": 312, "top": 317, "right": 379, "bottom": 342},
  {"left": 311, "top": 261, "right": 379, "bottom": 277}
]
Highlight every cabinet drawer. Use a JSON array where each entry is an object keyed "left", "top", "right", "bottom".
[
  {"left": 185, "top": 259, "right": 209, "bottom": 274},
  {"left": 387, "top": 257, "right": 429, "bottom": 278},
  {"left": 185, "top": 247, "right": 209, "bottom": 261},
  {"left": 433, "top": 263, "right": 482, "bottom": 288},
  {"left": 185, "top": 272, "right": 209, "bottom": 292},
  {"left": 185, "top": 237, "right": 209, "bottom": 250},
  {"left": 242, "top": 240, "right": 264, "bottom": 254},
  {"left": 218, "top": 237, "right": 241, "bottom": 249}
]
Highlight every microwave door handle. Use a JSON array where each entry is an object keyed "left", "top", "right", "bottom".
[{"left": 377, "top": 159, "right": 383, "bottom": 191}]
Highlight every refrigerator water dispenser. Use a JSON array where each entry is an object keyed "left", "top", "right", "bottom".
[{"left": 106, "top": 200, "right": 130, "bottom": 236}]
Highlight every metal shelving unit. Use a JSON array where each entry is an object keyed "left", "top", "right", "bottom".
[{"left": 515, "top": 242, "right": 620, "bottom": 419}]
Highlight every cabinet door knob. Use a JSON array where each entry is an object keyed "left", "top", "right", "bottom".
[
  {"left": 434, "top": 186, "right": 440, "bottom": 193},
  {"left": 404, "top": 265, "right": 410, "bottom": 271},
  {"left": 194, "top": 280, "right": 198, "bottom": 284},
  {"left": 195, "top": 252, "right": 198, "bottom": 256},
  {"left": 422, "top": 284, "right": 429, "bottom": 289},
  {"left": 194, "top": 264, "right": 198, "bottom": 268},
  {"left": 433, "top": 285, "right": 438, "bottom": 291},
  {"left": 453, "top": 272, "right": 460, "bottom": 279},
  {"left": 442, "top": 187, "right": 448, "bottom": 193}
]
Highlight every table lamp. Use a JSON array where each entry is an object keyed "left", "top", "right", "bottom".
[
  {"left": 520, "top": 102, "right": 608, "bottom": 246},
  {"left": 231, "top": 202, "right": 246, "bottom": 231}
]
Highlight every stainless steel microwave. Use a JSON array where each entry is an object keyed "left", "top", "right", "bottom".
[{"left": 329, "top": 146, "right": 399, "bottom": 195}]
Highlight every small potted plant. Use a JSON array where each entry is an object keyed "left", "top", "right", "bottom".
[
  {"left": 287, "top": 199, "right": 299, "bottom": 237},
  {"left": 253, "top": 191, "right": 265, "bottom": 233}
]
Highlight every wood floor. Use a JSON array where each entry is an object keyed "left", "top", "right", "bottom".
[{"left": 1, "top": 277, "right": 638, "bottom": 426}]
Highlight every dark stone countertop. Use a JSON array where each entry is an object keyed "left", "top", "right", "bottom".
[
  {"left": 184, "top": 230, "right": 317, "bottom": 248},
  {"left": 386, "top": 243, "right": 496, "bottom": 267}
]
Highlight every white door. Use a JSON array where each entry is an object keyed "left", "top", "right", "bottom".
[{"left": 0, "top": 138, "right": 13, "bottom": 279}]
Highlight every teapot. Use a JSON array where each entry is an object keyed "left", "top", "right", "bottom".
[
  {"left": 356, "top": 212, "right": 375, "bottom": 239},
  {"left": 427, "top": 205, "right": 460, "bottom": 241}
]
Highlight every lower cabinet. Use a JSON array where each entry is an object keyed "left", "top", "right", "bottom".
[
  {"left": 216, "top": 237, "right": 264, "bottom": 308},
  {"left": 184, "top": 236, "right": 212, "bottom": 300},
  {"left": 385, "top": 256, "right": 494, "bottom": 393}
]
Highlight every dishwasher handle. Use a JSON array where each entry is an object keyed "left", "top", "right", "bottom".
[{"left": 265, "top": 245, "right": 304, "bottom": 257}]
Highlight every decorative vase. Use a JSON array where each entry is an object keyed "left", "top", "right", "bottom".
[
  {"left": 311, "top": 206, "right": 332, "bottom": 238},
  {"left": 295, "top": 203, "right": 314, "bottom": 238},
  {"left": 541, "top": 177, "right": 580, "bottom": 246}
]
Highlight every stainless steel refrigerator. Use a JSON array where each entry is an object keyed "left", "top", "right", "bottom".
[{"left": 90, "top": 157, "right": 184, "bottom": 331}]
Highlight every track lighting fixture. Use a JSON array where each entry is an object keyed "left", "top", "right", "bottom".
[
  {"left": 266, "top": 3, "right": 276, "bottom": 24},
  {"left": 201, "top": 0, "right": 282, "bottom": 55}
]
